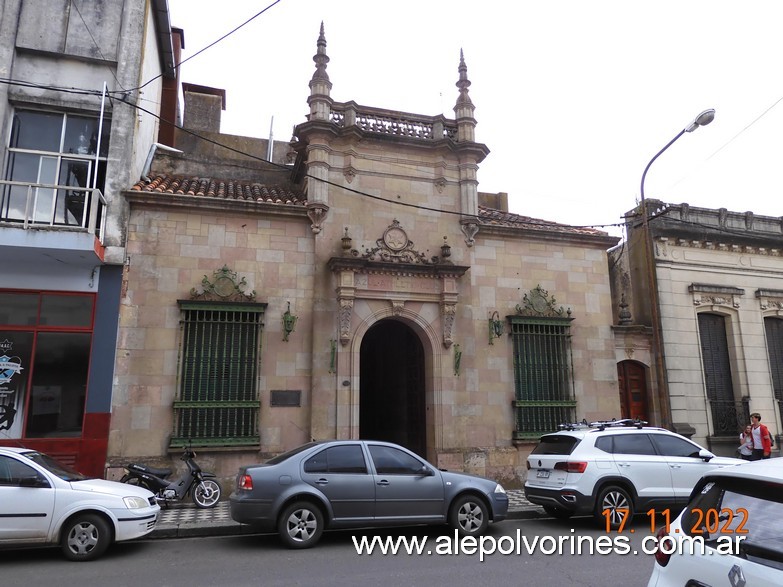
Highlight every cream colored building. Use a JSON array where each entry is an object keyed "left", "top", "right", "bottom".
[
  {"left": 611, "top": 200, "right": 783, "bottom": 455},
  {"left": 108, "top": 27, "right": 620, "bottom": 487}
]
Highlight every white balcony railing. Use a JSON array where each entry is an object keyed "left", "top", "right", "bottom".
[{"left": 0, "top": 179, "right": 106, "bottom": 244}]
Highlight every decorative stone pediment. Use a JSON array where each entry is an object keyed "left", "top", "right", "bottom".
[
  {"left": 328, "top": 221, "right": 469, "bottom": 347},
  {"left": 342, "top": 219, "right": 448, "bottom": 265},
  {"left": 515, "top": 285, "right": 571, "bottom": 318},
  {"left": 756, "top": 288, "right": 783, "bottom": 313},
  {"left": 190, "top": 265, "right": 256, "bottom": 301}
]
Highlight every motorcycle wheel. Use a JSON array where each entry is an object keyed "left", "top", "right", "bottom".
[
  {"left": 119, "top": 474, "right": 152, "bottom": 492},
  {"left": 192, "top": 479, "right": 221, "bottom": 508}
]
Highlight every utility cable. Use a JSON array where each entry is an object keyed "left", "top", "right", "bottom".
[
  {"left": 129, "top": 0, "right": 283, "bottom": 93},
  {"left": 70, "top": 0, "right": 126, "bottom": 92}
]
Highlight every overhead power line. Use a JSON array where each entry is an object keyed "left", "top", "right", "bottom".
[{"left": 129, "top": 0, "right": 283, "bottom": 93}]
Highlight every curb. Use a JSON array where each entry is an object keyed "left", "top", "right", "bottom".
[{"left": 147, "top": 506, "right": 549, "bottom": 540}]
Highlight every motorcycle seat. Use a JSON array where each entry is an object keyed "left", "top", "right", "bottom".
[{"left": 128, "top": 463, "right": 172, "bottom": 477}]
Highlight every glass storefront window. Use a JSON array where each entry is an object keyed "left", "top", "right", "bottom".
[
  {"left": 0, "top": 292, "right": 94, "bottom": 439},
  {"left": 40, "top": 294, "right": 93, "bottom": 327},
  {"left": 0, "top": 293, "right": 39, "bottom": 325},
  {"left": 26, "top": 332, "right": 90, "bottom": 438}
]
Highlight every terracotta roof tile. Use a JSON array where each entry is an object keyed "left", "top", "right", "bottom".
[
  {"left": 131, "top": 175, "right": 307, "bottom": 206},
  {"left": 478, "top": 205, "right": 608, "bottom": 236}
]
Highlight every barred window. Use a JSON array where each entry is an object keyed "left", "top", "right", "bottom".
[
  {"left": 511, "top": 317, "right": 575, "bottom": 440},
  {"left": 765, "top": 317, "right": 783, "bottom": 426},
  {"left": 697, "top": 312, "right": 738, "bottom": 436},
  {"left": 172, "top": 301, "right": 265, "bottom": 447}
]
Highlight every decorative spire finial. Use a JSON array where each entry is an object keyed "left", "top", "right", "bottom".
[
  {"left": 455, "top": 48, "right": 473, "bottom": 107},
  {"left": 312, "top": 21, "right": 330, "bottom": 84}
]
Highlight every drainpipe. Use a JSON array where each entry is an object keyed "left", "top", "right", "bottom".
[{"left": 142, "top": 142, "right": 183, "bottom": 181}]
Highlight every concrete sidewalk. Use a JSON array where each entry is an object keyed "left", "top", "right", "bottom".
[{"left": 149, "top": 489, "right": 547, "bottom": 539}]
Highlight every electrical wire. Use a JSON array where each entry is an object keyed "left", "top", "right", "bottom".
[
  {"left": 129, "top": 0, "right": 283, "bottom": 93},
  {"left": 70, "top": 0, "right": 126, "bottom": 92}
]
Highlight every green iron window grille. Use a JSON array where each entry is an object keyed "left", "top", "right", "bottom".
[
  {"left": 172, "top": 301, "right": 265, "bottom": 447},
  {"left": 511, "top": 317, "right": 575, "bottom": 440}
]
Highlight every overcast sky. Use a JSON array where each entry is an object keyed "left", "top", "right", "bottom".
[{"left": 167, "top": 0, "right": 783, "bottom": 237}]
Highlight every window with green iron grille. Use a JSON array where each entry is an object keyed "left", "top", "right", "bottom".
[
  {"left": 172, "top": 301, "right": 265, "bottom": 447},
  {"left": 511, "top": 317, "right": 575, "bottom": 440}
]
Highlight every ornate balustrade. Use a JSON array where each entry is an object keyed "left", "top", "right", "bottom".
[{"left": 328, "top": 102, "right": 457, "bottom": 141}]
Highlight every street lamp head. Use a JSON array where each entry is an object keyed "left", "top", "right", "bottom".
[{"left": 685, "top": 108, "right": 715, "bottom": 133}]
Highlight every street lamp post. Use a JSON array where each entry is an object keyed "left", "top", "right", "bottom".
[{"left": 639, "top": 108, "right": 715, "bottom": 429}]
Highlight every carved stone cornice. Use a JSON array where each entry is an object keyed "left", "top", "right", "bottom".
[
  {"left": 328, "top": 256, "right": 469, "bottom": 279},
  {"left": 689, "top": 283, "right": 744, "bottom": 309},
  {"left": 756, "top": 289, "right": 783, "bottom": 313}
]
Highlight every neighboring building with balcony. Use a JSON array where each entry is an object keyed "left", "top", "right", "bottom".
[
  {"left": 610, "top": 200, "right": 783, "bottom": 456},
  {"left": 0, "top": 0, "right": 178, "bottom": 476},
  {"left": 108, "top": 28, "right": 620, "bottom": 486}
]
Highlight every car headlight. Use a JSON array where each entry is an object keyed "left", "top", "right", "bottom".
[
  {"left": 123, "top": 496, "right": 150, "bottom": 509},
  {"left": 494, "top": 483, "right": 506, "bottom": 494}
]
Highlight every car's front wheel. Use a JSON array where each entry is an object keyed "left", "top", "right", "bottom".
[
  {"left": 277, "top": 501, "right": 324, "bottom": 549},
  {"left": 595, "top": 485, "right": 634, "bottom": 530},
  {"left": 61, "top": 513, "right": 112, "bottom": 561},
  {"left": 449, "top": 494, "right": 489, "bottom": 536}
]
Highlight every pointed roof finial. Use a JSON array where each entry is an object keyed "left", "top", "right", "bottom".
[
  {"left": 311, "top": 21, "right": 330, "bottom": 84},
  {"left": 455, "top": 49, "right": 473, "bottom": 107}
]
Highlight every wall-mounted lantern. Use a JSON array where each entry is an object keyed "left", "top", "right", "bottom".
[
  {"left": 282, "top": 302, "right": 298, "bottom": 342},
  {"left": 488, "top": 311, "right": 504, "bottom": 344}
]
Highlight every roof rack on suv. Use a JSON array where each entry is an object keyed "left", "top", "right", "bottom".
[
  {"left": 588, "top": 418, "right": 649, "bottom": 431},
  {"left": 558, "top": 419, "right": 591, "bottom": 431},
  {"left": 557, "top": 418, "right": 650, "bottom": 432}
]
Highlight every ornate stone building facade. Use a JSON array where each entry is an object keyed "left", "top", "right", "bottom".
[
  {"left": 109, "top": 27, "right": 620, "bottom": 486},
  {"left": 611, "top": 200, "right": 783, "bottom": 455}
]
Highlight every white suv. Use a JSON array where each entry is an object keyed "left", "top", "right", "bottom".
[
  {"left": 647, "top": 458, "right": 783, "bottom": 586},
  {"left": 524, "top": 420, "right": 743, "bottom": 528}
]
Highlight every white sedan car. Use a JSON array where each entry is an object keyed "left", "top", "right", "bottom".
[{"left": 0, "top": 446, "right": 159, "bottom": 561}]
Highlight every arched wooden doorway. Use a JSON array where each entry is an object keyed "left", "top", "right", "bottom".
[
  {"left": 359, "top": 319, "right": 426, "bottom": 456},
  {"left": 617, "top": 360, "right": 649, "bottom": 421}
]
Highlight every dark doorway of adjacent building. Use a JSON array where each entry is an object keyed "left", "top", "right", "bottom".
[
  {"left": 617, "top": 360, "right": 648, "bottom": 422},
  {"left": 360, "top": 319, "right": 426, "bottom": 456}
]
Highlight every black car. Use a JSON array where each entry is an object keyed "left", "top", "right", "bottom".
[{"left": 230, "top": 440, "right": 509, "bottom": 548}]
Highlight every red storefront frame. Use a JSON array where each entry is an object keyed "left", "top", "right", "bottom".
[{"left": 0, "top": 290, "right": 107, "bottom": 477}]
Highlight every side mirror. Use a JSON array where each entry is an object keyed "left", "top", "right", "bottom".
[
  {"left": 19, "top": 475, "right": 50, "bottom": 488},
  {"left": 697, "top": 449, "right": 714, "bottom": 462},
  {"left": 418, "top": 466, "right": 434, "bottom": 476}
]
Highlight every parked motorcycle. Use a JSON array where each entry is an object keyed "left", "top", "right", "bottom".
[{"left": 120, "top": 444, "right": 221, "bottom": 508}]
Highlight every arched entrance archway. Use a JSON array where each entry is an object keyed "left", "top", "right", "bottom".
[
  {"left": 360, "top": 319, "right": 426, "bottom": 456},
  {"left": 617, "top": 360, "right": 649, "bottom": 421}
]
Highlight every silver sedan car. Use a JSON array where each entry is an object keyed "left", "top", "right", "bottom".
[{"left": 230, "top": 440, "right": 509, "bottom": 548}]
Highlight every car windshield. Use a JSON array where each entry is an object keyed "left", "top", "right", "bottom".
[
  {"left": 266, "top": 442, "right": 321, "bottom": 465},
  {"left": 21, "top": 451, "right": 88, "bottom": 481},
  {"left": 531, "top": 435, "right": 580, "bottom": 455}
]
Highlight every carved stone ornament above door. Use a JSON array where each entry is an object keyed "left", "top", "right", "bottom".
[{"left": 328, "top": 221, "right": 469, "bottom": 347}]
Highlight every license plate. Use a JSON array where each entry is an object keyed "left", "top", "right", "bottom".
[{"left": 536, "top": 470, "right": 550, "bottom": 478}]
